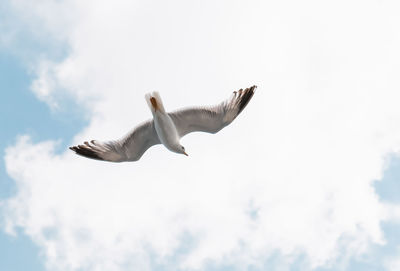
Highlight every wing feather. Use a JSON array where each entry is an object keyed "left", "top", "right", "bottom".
[
  {"left": 70, "top": 120, "right": 160, "bottom": 162},
  {"left": 169, "top": 85, "right": 256, "bottom": 137}
]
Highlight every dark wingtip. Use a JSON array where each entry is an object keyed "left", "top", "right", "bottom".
[
  {"left": 237, "top": 85, "right": 256, "bottom": 114},
  {"left": 69, "top": 144, "right": 103, "bottom": 161}
]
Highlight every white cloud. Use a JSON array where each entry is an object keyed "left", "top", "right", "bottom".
[
  {"left": 3, "top": 0, "right": 400, "bottom": 270},
  {"left": 385, "top": 246, "right": 400, "bottom": 271}
]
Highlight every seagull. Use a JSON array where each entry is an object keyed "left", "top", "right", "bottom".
[{"left": 70, "top": 85, "right": 256, "bottom": 162}]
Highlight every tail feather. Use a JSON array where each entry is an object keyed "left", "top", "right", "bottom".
[
  {"left": 150, "top": 97, "right": 158, "bottom": 110},
  {"left": 145, "top": 91, "right": 166, "bottom": 114}
]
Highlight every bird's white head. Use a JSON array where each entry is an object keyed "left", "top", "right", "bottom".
[{"left": 178, "top": 145, "right": 188, "bottom": 156}]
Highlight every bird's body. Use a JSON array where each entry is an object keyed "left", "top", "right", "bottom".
[
  {"left": 70, "top": 85, "right": 256, "bottom": 162},
  {"left": 145, "top": 92, "right": 182, "bottom": 154},
  {"left": 154, "top": 112, "right": 179, "bottom": 151}
]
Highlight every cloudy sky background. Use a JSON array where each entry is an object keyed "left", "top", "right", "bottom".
[{"left": 2, "top": 0, "right": 400, "bottom": 270}]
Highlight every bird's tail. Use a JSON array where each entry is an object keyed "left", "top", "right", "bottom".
[{"left": 145, "top": 91, "right": 166, "bottom": 114}]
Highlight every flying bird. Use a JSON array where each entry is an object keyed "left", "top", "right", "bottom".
[{"left": 70, "top": 85, "right": 256, "bottom": 162}]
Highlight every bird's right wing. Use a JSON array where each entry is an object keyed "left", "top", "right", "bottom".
[
  {"left": 70, "top": 120, "right": 160, "bottom": 162},
  {"left": 169, "top": 85, "right": 256, "bottom": 137}
]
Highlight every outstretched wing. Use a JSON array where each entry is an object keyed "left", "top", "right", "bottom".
[
  {"left": 169, "top": 85, "right": 256, "bottom": 137},
  {"left": 70, "top": 120, "right": 160, "bottom": 162}
]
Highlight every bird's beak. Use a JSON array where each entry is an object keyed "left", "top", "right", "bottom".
[{"left": 183, "top": 151, "right": 189, "bottom": 156}]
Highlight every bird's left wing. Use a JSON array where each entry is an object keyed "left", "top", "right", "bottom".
[
  {"left": 169, "top": 85, "right": 256, "bottom": 137},
  {"left": 70, "top": 120, "right": 160, "bottom": 162}
]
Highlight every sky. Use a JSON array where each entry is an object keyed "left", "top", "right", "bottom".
[{"left": 1, "top": 0, "right": 400, "bottom": 271}]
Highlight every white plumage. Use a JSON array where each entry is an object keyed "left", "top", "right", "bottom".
[{"left": 70, "top": 85, "right": 256, "bottom": 162}]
